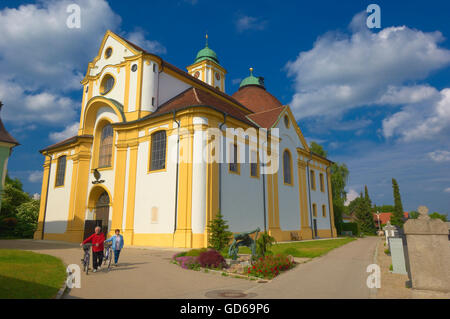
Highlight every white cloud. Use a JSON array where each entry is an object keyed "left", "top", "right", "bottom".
[
  {"left": 428, "top": 150, "right": 450, "bottom": 162},
  {"left": 28, "top": 170, "right": 43, "bottom": 183},
  {"left": 444, "top": 187, "right": 450, "bottom": 193},
  {"left": 236, "top": 15, "right": 267, "bottom": 33},
  {"left": 344, "top": 188, "right": 359, "bottom": 206},
  {"left": 0, "top": 80, "right": 78, "bottom": 124},
  {"left": 127, "top": 29, "right": 166, "bottom": 54},
  {"left": 232, "top": 78, "right": 242, "bottom": 85},
  {"left": 382, "top": 88, "right": 450, "bottom": 141},
  {"left": 0, "top": 0, "right": 164, "bottom": 127},
  {"left": 49, "top": 122, "right": 79, "bottom": 142},
  {"left": 285, "top": 12, "right": 450, "bottom": 120}
]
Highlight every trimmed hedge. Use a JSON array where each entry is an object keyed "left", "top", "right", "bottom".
[{"left": 341, "top": 222, "right": 359, "bottom": 236}]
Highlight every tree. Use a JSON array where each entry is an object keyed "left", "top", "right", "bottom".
[
  {"left": 353, "top": 193, "right": 376, "bottom": 235},
  {"left": 429, "top": 212, "right": 447, "bottom": 222},
  {"left": 0, "top": 174, "right": 40, "bottom": 238},
  {"left": 15, "top": 200, "right": 40, "bottom": 238},
  {"left": 310, "top": 142, "right": 327, "bottom": 157},
  {"left": 391, "top": 178, "right": 404, "bottom": 227},
  {"left": 256, "top": 231, "right": 276, "bottom": 258},
  {"left": 364, "top": 185, "right": 372, "bottom": 209},
  {"left": 373, "top": 204, "right": 395, "bottom": 213},
  {"left": 207, "top": 211, "right": 232, "bottom": 252},
  {"left": 409, "top": 211, "right": 419, "bottom": 219},
  {"left": 1, "top": 175, "right": 31, "bottom": 217}
]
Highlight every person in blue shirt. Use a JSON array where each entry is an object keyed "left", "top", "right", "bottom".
[{"left": 105, "top": 229, "right": 124, "bottom": 266}]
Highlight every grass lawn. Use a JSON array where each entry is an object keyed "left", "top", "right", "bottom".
[
  {"left": 0, "top": 249, "right": 66, "bottom": 299},
  {"left": 225, "top": 237, "right": 356, "bottom": 258}
]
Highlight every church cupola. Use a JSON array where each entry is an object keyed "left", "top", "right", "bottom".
[
  {"left": 187, "top": 34, "right": 227, "bottom": 92},
  {"left": 239, "top": 67, "right": 265, "bottom": 89}
]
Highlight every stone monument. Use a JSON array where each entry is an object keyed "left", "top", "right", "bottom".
[
  {"left": 383, "top": 221, "right": 396, "bottom": 247},
  {"left": 404, "top": 206, "right": 450, "bottom": 292}
]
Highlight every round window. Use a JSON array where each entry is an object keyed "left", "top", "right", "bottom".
[
  {"left": 131, "top": 64, "right": 138, "bottom": 72},
  {"left": 105, "top": 47, "right": 113, "bottom": 59},
  {"left": 101, "top": 74, "right": 115, "bottom": 95}
]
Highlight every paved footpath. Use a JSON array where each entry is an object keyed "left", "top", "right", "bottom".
[{"left": 0, "top": 237, "right": 378, "bottom": 299}]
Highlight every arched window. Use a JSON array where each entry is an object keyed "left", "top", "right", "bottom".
[
  {"left": 55, "top": 155, "right": 66, "bottom": 187},
  {"left": 150, "top": 131, "right": 166, "bottom": 171},
  {"left": 283, "top": 150, "right": 292, "bottom": 185},
  {"left": 98, "top": 124, "right": 113, "bottom": 168}
]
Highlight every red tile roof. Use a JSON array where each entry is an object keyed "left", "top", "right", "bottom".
[
  {"left": 373, "top": 212, "right": 409, "bottom": 224},
  {"left": 147, "top": 87, "right": 256, "bottom": 127},
  {"left": 232, "top": 85, "right": 283, "bottom": 113},
  {"left": 247, "top": 106, "right": 286, "bottom": 128}
]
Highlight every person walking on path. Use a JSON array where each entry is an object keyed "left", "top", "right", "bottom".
[
  {"left": 81, "top": 226, "right": 105, "bottom": 272},
  {"left": 105, "top": 229, "right": 124, "bottom": 266}
]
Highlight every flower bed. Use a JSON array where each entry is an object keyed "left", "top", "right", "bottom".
[
  {"left": 172, "top": 249, "right": 296, "bottom": 280},
  {"left": 245, "top": 254, "right": 295, "bottom": 279}
]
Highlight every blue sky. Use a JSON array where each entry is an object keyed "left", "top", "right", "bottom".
[{"left": 0, "top": 0, "right": 449, "bottom": 216}]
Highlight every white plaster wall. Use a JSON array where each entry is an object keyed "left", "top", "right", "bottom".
[
  {"left": 220, "top": 133, "right": 265, "bottom": 233},
  {"left": 91, "top": 65, "right": 125, "bottom": 105},
  {"left": 141, "top": 61, "right": 158, "bottom": 112},
  {"left": 90, "top": 36, "right": 133, "bottom": 77},
  {"left": 128, "top": 61, "right": 138, "bottom": 112},
  {"left": 158, "top": 72, "right": 191, "bottom": 106},
  {"left": 44, "top": 156, "right": 73, "bottom": 233},
  {"left": 133, "top": 132, "right": 177, "bottom": 234},
  {"left": 191, "top": 129, "right": 207, "bottom": 234},
  {"left": 276, "top": 118, "right": 302, "bottom": 231},
  {"left": 309, "top": 165, "right": 332, "bottom": 231}
]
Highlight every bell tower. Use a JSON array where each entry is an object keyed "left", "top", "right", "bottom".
[{"left": 187, "top": 34, "right": 226, "bottom": 92}]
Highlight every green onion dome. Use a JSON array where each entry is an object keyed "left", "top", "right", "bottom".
[{"left": 239, "top": 68, "right": 265, "bottom": 88}]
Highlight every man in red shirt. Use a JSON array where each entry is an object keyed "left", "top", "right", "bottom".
[{"left": 81, "top": 226, "right": 105, "bottom": 273}]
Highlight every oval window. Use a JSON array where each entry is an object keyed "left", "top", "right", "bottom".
[
  {"left": 101, "top": 74, "right": 115, "bottom": 95},
  {"left": 131, "top": 64, "right": 138, "bottom": 72},
  {"left": 105, "top": 47, "right": 113, "bottom": 59}
]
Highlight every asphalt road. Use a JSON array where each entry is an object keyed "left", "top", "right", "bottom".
[{"left": 0, "top": 237, "right": 379, "bottom": 299}]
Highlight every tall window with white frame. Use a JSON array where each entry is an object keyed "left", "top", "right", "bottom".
[
  {"left": 283, "top": 150, "right": 292, "bottom": 185},
  {"left": 150, "top": 131, "right": 167, "bottom": 171},
  {"left": 55, "top": 155, "right": 66, "bottom": 187},
  {"left": 98, "top": 124, "right": 113, "bottom": 168}
]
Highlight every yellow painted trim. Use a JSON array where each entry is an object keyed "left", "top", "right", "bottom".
[
  {"left": 136, "top": 57, "right": 143, "bottom": 115},
  {"left": 99, "top": 72, "right": 116, "bottom": 96},
  {"left": 124, "top": 61, "right": 131, "bottom": 113},
  {"left": 326, "top": 166, "right": 337, "bottom": 237},
  {"left": 124, "top": 131, "right": 139, "bottom": 246}
]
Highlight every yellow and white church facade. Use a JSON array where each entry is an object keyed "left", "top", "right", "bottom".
[{"left": 34, "top": 31, "right": 337, "bottom": 247}]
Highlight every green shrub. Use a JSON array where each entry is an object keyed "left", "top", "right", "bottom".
[
  {"left": 207, "top": 211, "right": 232, "bottom": 252},
  {"left": 389, "top": 264, "right": 393, "bottom": 271},
  {"left": 341, "top": 222, "right": 359, "bottom": 236},
  {"left": 256, "top": 231, "right": 276, "bottom": 258},
  {"left": 384, "top": 248, "right": 390, "bottom": 255}
]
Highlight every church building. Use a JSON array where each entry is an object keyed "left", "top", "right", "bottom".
[{"left": 34, "top": 31, "right": 337, "bottom": 247}]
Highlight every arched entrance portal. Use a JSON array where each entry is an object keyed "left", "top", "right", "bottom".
[
  {"left": 95, "top": 191, "right": 110, "bottom": 236},
  {"left": 83, "top": 186, "right": 112, "bottom": 240}
]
